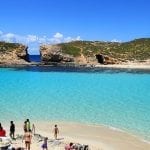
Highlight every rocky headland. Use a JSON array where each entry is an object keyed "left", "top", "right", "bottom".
[
  {"left": 40, "top": 38, "right": 150, "bottom": 68},
  {"left": 0, "top": 38, "right": 150, "bottom": 68},
  {"left": 0, "top": 42, "right": 29, "bottom": 65}
]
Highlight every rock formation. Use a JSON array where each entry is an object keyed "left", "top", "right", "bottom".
[
  {"left": 96, "top": 54, "right": 119, "bottom": 64},
  {"left": 0, "top": 42, "right": 29, "bottom": 65},
  {"left": 40, "top": 45, "right": 74, "bottom": 64},
  {"left": 40, "top": 44, "right": 120, "bottom": 65},
  {"left": 1, "top": 38, "right": 150, "bottom": 66}
]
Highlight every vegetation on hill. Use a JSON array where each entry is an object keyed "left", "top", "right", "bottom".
[
  {"left": 0, "top": 41, "right": 23, "bottom": 52},
  {"left": 59, "top": 43, "right": 81, "bottom": 57},
  {"left": 58, "top": 38, "right": 150, "bottom": 61}
]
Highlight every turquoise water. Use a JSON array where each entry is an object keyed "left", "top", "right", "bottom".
[{"left": 0, "top": 67, "right": 150, "bottom": 140}]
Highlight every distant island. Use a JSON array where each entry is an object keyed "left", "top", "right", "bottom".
[{"left": 0, "top": 38, "right": 150, "bottom": 68}]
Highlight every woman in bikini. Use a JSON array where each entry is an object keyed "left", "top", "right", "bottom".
[{"left": 22, "top": 129, "right": 32, "bottom": 150}]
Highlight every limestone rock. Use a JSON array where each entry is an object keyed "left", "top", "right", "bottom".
[
  {"left": 0, "top": 42, "right": 29, "bottom": 65},
  {"left": 40, "top": 45, "right": 74, "bottom": 63}
]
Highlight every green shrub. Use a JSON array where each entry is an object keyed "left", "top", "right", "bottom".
[{"left": 61, "top": 44, "right": 81, "bottom": 57}]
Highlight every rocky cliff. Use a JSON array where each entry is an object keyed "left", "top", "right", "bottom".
[
  {"left": 0, "top": 42, "right": 28, "bottom": 65},
  {"left": 40, "top": 45, "right": 74, "bottom": 64},
  {"left": 40, "top": 38, "right": 150, "bottom": 65},
  {"left": 1, "top": 38, "right": 150, "bottom": 66},
  {"left": 40, "top": 43, "right": 119, "bottom": 65}
]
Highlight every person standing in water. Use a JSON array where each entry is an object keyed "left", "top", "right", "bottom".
[{"left": 53, "top": 124, "right": 59, "bottom": 140}]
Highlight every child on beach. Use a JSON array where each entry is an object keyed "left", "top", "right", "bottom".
[
  {"left": 41, "top": 137, "right": 48, "bottom": 150},
  {"left": 53, "top": 124, "right": 59, "bottom": 140}
]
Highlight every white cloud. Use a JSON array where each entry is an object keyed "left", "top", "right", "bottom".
[
  {"left": 0, "top": 31, "right": 81, "bottom": 44},
  {"left": 1, "top": 33, "right": 17, "bottom": 42},
  {"left": 64, "top": 36, "right": 81, "bottom": 43},
  {"left": 26, "top": 35, "right": 38, "bottom": 43},
  {"left": 64, "top": 37, "right": 72, "bottom": 42},
  {"left": 49, "top": 38, "right": 62, "bottom": 44},
  {"left": 0, "top": 31, "right": 81, "bottom": 54},
  {"left": 38, "top": 36, "right": 47, "bottom": 43},
  {"left": 53, "top": 32, "right": 63, "bottom": 39},
  {"left": 111, "top": 39, "right": 121, "bottom": 43},
  {"left": 75, "top": 36, "right": 81, "bottom": 41}
]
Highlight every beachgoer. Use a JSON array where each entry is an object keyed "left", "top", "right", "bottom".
[
  {"left": 22, "top": 129, "right": 32, "bottom": 150},
  {"left": 32, "top": 124, "right": 35, "bottom": 135},
  {"left": 65, "top": 143, "right": 74, "bottom": 150},
  {"left": 26, "top": 119, "right": 31, "bottom": 131},
  {"left": 41, "top": 137, "right": 48, "bottom": 150},
  {"left": 10, "top": 121, "right": 15, "bottom": 139},
  {"left": 0, "top": 125, "right": 6, "bottom": 137},
  {"left": 23, "top": 121, "right": 27, "bottom": 132},
  {"left": 53, "top": 124, "right": 59, "bottom": 140}
]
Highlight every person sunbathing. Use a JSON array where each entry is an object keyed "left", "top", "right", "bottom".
[
  {"left": 65, "top": 142, "right": 74, "bottom": 150},
  {"left": 0, "top": 126, "right": 6, "bottom": 137}
]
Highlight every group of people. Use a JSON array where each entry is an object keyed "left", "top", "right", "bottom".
[
  {"left": 0, "top": 120, "right": 81, "bottom": 150},
  {"left": 23, "top": 119, "right": 35, "bottom": 134},
  {"left": 0, "top": 121, "right": 15, "bottom": 138},
  {"left": 41, "top": 124, "right": 59, "bottom": 150},
  {"left": 0, "top": 119, "right": 60, "bottom": 150},
  {"left": 65, "top": 143, "right": 89, "bottom": 150}
]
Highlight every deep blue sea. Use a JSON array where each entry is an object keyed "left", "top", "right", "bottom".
[
  {"left": 27, "top": 55, "right": 41, "bottom": 62},
  {"left": 0, "top": 67, "right": 150, "bottom": 140}
]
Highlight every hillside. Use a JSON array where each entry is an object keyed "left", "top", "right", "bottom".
[{"left": 41, "top": 38, "right": 150, "bottom": 65}]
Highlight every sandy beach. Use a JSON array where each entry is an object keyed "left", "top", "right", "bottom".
[
  {"left": 93, "top": 60, "right": 150, "bottom": 70},
  {"left": 2, "top": 122, "right": 150, "bottom": 150}
]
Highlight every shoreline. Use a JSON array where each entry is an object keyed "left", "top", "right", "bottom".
[
  {"left": 0, "top": 62, "right": 150, "bottom": 71},
  {"left": 2, "top": 121, "right": 150, "bottom": 150}
]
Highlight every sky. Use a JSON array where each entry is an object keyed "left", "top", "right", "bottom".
[{"left": 0, "top": 0, "right": 150, "bottom": 54}]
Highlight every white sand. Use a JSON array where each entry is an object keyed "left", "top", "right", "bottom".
[
  {"left": 94, "top": 62, "right": 150, "bottom": 70},
  {"left": 2, "top": 121, "right": 150, "bottom": 150}
]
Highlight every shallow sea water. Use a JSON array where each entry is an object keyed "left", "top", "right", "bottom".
[{"left": 0, "top": 66, "right": 150, "bottom": 140}]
